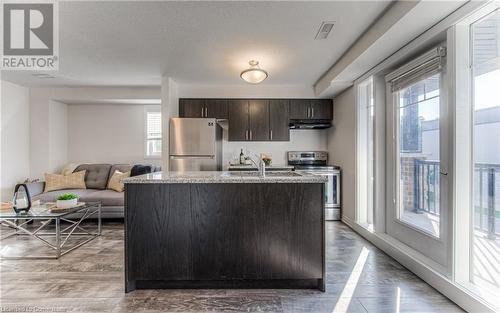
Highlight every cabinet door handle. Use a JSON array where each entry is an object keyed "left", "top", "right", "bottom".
[
  {"left": 205, "top": 107, "right": 208, "bottom": 117},
  {"left": 311, "top": 107, "right": 314, "bottom": 118},
  {"left": 270, "top": 129, "right": 273, "bottom": 140},
  {"left": 201, "top": 107, "right": 204, "bottom": 117},
  {"left": 307, "top": 107, "right": 310, "bottom": 118},
  {"left": 250, "top": 130, "right": 252, "bottom": 141}
]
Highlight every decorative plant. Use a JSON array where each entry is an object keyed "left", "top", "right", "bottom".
[
  {"left": 262, "top": 157, "right": 272, "bottom": 166},
  {"left": 56, "top": 193, "right": 79, "bottom": 201}
]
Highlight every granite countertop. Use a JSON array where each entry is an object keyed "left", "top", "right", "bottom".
[
  {"left": 228, "top": 164, "right": 295, "bottom": 170},
  {"left": 123, "top": 171, "right": 327, "bottom": 184}
]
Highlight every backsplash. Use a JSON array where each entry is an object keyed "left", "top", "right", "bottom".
[{"left": 221, "top": 128, "right": 328, "bottom": 169}]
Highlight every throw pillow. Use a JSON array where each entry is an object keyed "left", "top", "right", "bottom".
[
  {"left": 107, "top": 170, "right": 130, "bottom": 192},
  {"left": 60, "top": 163, "right": 80, "bottom": 176},
  {"left": 44, "top": 171, "right": 86, "bottom": 193},
  {"left": 130, "top": 164, "right": 153, "bottom": 177}
]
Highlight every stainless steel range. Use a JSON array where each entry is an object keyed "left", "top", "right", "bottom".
[{"left": 288, "top": 151, "right": 341, "bottom": 221}]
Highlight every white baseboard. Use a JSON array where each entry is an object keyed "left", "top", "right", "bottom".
[{"left": 341, "top": 216, "right": 496, "bottom": 313}]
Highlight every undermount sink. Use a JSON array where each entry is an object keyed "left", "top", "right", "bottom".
[{"left": 222, "top": 171, "right": 302, "bottom": 177}]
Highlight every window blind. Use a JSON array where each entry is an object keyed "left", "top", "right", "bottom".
[
  {"left": 147, "top": 112, "right": 161, "bottom": 140},
  {"left": 386, "top": 47, "right": 446, "bottom": 93}
]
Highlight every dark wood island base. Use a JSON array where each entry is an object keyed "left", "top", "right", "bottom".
[{"left": 125, "top": 181, "right": 325, "bottom": 292}]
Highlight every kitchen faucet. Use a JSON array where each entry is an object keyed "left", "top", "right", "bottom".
[{"left": 249, "top": 154, "right": 266, "bottom": 177}]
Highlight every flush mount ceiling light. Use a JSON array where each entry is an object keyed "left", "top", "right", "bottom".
[{"left": 240, "top": 60, "right": 268, "bottom": 84}]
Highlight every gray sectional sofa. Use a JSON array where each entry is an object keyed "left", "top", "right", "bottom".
[{"left": 26, "top": 163, "right": 160, "bottom": 218}]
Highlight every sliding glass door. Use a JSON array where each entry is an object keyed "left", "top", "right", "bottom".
[
  {"left": 397, "top": 74, "right": 442, "bottom": 237},
  {"left": 386, "top": 48, "right": 450, "bottom": 265}
]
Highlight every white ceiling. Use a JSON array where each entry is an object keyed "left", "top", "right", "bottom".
[{"left": 2, "top": 1, "right": 392, "bottom": 87}]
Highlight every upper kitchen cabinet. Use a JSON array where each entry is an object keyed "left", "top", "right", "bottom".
[
  {"left": 228, "top": 99, "right": 271, "bottom": 141},
  {"left": 248, "top": 99, "right": 270, "bottom": 141},
  {"left": 179, "top": 98, "right": 205, "bottom": 118},
  {"left": 289, "top": 99, "right": 310, "bottom": 120},
  {"left": 179, "top": 98, "right": 228, "bottom": 119},
  {"left": 228, "top": 100, "right": 249, "bottom": 141},
  {"left": 289, "top": 99, "right": 333, "bottom": 120},
  {"left": 269, "top": 99, "right": 290, "bottom": 141},
  {"left": 310, "top": 99, "right": 333, "bottom": 120},
  {"left": 205, "top": 99, "right": 228, "bottom": 119}
]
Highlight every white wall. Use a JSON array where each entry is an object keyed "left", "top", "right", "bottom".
[
  {"left": 67, "top": 103, "right": 161, "bottom": 166},
  {"left": 161, "top": 77, "right": 179, "bottom": 170},
  {"left": 29, "top": 86, "right": 160, "bottom": 178},
  {"left": 25, "top": 83, "right": 328, "bottom": 174},
  {"left": 178, "top": 84, "right": 316, "bottom": 98},
  {"left": 327, "top": 86, "right": 356, "bottom": 220},
  {"left": 178, "top": 84, "right": 327, "bottom": 168},
  {"left": 1, "top": 81, "right": 30, "bottom": 201},
  {"left": 49, "top": 101, "right": 68, "bottom": 173},
  {"left": 29, "top": 99, "right": 68, "bottom": 178}
]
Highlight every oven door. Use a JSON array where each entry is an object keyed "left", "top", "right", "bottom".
[
  {"left": 317, "top": 171, "right": 340, "bottom": 208},
  {"left": 302, "top": 170, "right": 341, "bottom": 220}
]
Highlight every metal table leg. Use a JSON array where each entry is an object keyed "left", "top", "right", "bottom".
[
  {"left": 0, "top": 203, "right": 102, "bottom": 259},
  {"left": 55, "top": 217, "right": 61, "bottom": 258}
]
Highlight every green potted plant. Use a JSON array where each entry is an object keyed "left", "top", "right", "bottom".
[{"left": 56, "top": 193, "right": 79, "bottom": 208}]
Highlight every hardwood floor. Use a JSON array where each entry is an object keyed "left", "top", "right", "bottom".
[{"left": 0, "top": 221, "right": 463, "bottom": 312}]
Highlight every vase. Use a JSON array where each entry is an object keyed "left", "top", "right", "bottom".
[{"left": 56, "top": 198, "right": 78, "bottom": 209}]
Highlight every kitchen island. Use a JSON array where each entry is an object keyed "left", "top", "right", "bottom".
[{"left": 123, "top": 171, "right": 327, "bottom": 292}]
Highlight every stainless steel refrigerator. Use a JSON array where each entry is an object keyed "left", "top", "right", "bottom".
[{"left": 169, "top": 118, "right": 223, "bottom": 171}]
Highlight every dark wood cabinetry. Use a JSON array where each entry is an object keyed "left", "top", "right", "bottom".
[
  {"left": 289, "top": 99, "right": 310, "bottom": 120},
  {"left": 228, "top": 100, "right": 270, "bottom": 141},
  {"left": 179, "top": 98, "right": 332, "bottom": 142},
  {"left": 179, "top": 99, "right": 205, "bottom": 118},
  {"left": 269, "top": 99, "right": 290, "bottom": 141},
  {"left": 179, "top": 99, "right": 228, "bottom": 119},
  {"left": 310, "top": 99, "right": 333, "bottom": 120},
  {"left": 125, "top": 182, "right": 325, "bottom": 291},
  {"left": 228, "top": 100, "right": 249, "bottom": 141},
  {"left": 248, "top": 100, "right": 269, "bottom": 141},
  {"left": 205, "top": 99, "right": 228, "bottom": 119},
  {"left": 289, "top": 99, "right": 333, "bottom": 120}
]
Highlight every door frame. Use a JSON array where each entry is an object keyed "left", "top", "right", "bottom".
[{"left": 385, "top": 53, "right": 452, "bottom": 269}]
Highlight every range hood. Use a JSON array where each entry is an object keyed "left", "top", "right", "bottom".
[{"left": 289, "top": 119, "right": 332, "bottom": 129}]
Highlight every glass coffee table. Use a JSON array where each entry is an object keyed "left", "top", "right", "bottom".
[{"left": 0, "top": 202, "right": 101, "bottom": 259}]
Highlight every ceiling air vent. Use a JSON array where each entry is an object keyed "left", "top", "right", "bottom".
[
  {"left": 315, "top": 21, "right": 335, "bottom": 40},
  {"left": 32, "top": 73, "right": 55, "bottom": 79}
]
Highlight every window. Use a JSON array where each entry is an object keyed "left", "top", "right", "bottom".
[
  {"left": 357, "top": 77, "right": 375, "bottom": 228},
  {"left": 470, "top": 7, "right": 500, "bottom": 304},
  {"left": 386, "top": 47, "right": 446, "bottom": 241},
  {"left": 145, "top": 106, "right": 161, "bottom": 157},
  {"left": 396, "top": 74, "right": 441, "bottom": 237}
]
